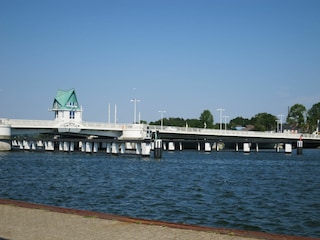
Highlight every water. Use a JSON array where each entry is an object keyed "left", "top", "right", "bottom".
[{"left": 1, "top": 150, "right": 320, "bottom": 238}]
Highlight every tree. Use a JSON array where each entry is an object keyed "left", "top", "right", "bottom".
[
  {"left": 307, "top": 102, "right": 320, "bottom": 133},
  {"left": 229, "top": 116, "right": 251, "bottom": 130},
  {"left": 199, "top": 110, "right": 214, "bottom": 128},
  {"left": 251, "top": 112, "right": 277, "bottom": 131},
  {"left": 287, "top": 104, "right": 307, "bottom": 131}
]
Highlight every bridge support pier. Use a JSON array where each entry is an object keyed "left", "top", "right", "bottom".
[
  {"left": 205, "top": 142, "right": 211, "bottom": 152},
  {"left": 168, "top": 142, "right": 175, "bottom": 151},
  {"left": 235, "top": 143, "right": 239, "bottom": 152},
  {"left": 141, "top": 142, "right": 151, "bottom": 156},
  {"left": 85, "top": 142, "right": 92, "bottom": 153},
  {"left": 45, "top": 141, "right": 54, "bottom": 151},
  {"left": 255, "top": 143, "right": 259, "bottom": 152},
  {"left": 285, "top": 143, "right": 292, "bottom": 154},
  {"left": 243, "top": 143, "right": 250, "bottom": 153},
  {"left": 197, "top": 142, "right": 200, "bottom": 151},
  {"left": 63, "top": 141, "right": 70, "bottom": 151},
  {"left": 93, "top": 142, "right": 99, "bottom": 153},
  {"left": 275, "top": 143, "right": 281, "bottom": 152},
  {"left": 112, "top": 143, "right": 119, "bottom": 154},
  {"left": 136, "top": 143, "right": 141, "bottom": 155},
  {"left": 120, "top": 143, "right": 126, "bottom": 154},
  {"left": 106, "top": 143, "right": 111, "bottom": 153},
  {"left": 179, "top": 142, "right": 183, "bottom": 151}
]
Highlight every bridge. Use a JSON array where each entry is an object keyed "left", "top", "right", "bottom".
[
  {"left": 1, "top": 117, "right": 320, "bottom": 155},
  {"left": 1, "top": 88, "right": 319, "bottom": 155}
]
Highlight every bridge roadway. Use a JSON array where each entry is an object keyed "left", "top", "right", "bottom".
[{"left": 2, "top": 118, "right": 320, "bottom": 148}]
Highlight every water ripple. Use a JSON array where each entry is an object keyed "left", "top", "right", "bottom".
[{"left": 0, "top": 150, "right": 320, "bottom": 238}]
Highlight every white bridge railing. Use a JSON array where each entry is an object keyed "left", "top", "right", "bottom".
[{"left": 148, "top": 125, "right": 320, "bottom": 140}]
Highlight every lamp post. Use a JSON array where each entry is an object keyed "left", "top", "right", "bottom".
[
  {"left": 223, "top": 115, "right": 229, "bottom": 131},
  {"left": 277, "top": 114, "right": 284, "bottom": 133},
  {"left": 130, "top": 98, "right": 140, "bottom": 124},
  {"left": 217, "top": 108, "right": 224, "bottom": 130},
  {"left": 159, "top": 110, "right": 166, "bottom": 129}
]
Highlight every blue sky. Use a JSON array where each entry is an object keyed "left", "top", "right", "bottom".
[{"left": 1, "top": 0, "right": 319, "bottom": 124}]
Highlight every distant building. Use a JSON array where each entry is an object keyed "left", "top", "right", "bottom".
[{"left": 51, "top": 89, "right": 82, "bottom": 123}]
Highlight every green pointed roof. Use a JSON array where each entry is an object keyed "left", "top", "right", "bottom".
[{"left": 52, "top": 89, "right": 80, "bottom": 110}]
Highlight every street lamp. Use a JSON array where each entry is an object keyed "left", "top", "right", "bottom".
[
  {"left": 130, "top": 98, "right": 140, "bottom": 124},
  {"left": 159, "top": 110, "right": 166, "bottom": 129},
  {"left": 217, "top": 108, "right": 224, "bottom": 130},
  {"left": 277, "top": 114, "right": 284, "bottom": 133},
  {"left": 223, "top": 115, "right": 229, "bottom": 131}
]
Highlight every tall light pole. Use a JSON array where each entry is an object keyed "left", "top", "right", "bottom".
[
  {"left": 223, "top": 115, "right": 229, "bottom": 131},
  {"left": 277, "top": 114, "right": 284, "bottom": 133},
  {"left": 130, "top": 98, "right": 140, "bottom": 124},
  {"left": 159, "top": 110, "right": 166, "bottom": 129},
  {"left": 217, "top": 108, "right": 224, "bottom": 130}
]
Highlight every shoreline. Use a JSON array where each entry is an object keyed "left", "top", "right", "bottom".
[{"left": 1, "top": 199, "right": 318, "bottom": 240}]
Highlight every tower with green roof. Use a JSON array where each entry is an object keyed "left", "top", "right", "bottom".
[{"left": 51, "top": 89, "right": 82, "bottom": 122}]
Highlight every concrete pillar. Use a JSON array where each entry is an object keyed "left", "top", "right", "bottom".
[
  {"left": 276, "top": 143, "right": 281, "bottom": 153},
  {"left": 120, "top": 143, "right": 126, "bottom": 154},
  {"left": 37, "top": 140, "right": 44, "bottom": 149},
  {"left": 85, "top": 142, "right": 92, "bottom": 153},
  {"left": 163, "top": 142, "right": 167, "bottom": 151},
  {"left": 179, "top": 142, "right": 183, "bottom": 151},
  {"left": 141, "top": 142, "right": 151, "bottom": 156},
  {"left": 93, "top": 142, "right": 99, "bottom": 153},
  {"left": 30, "top": 141, "right": 36, "bottom": 150},
  {"left": 154, "top": 139, "right": 163, "bottom": 158},
  {"left": 0, "top": 125, "right": 11, "bottom": 151},
  {"left": 81, "top": 141, "right": 85, "bottom": 152},
  {"left": 63, "top": 141, "right": 70, "bottom": 152},
  {"left": 17, "top": 140, "right": 23, "bottom": 150},
  {"left": 205, "top": 142, "right": 211, "bottom": 152},
  {"left": 168, "top": 142, "right": 175, "bottom": 151},
  {"left": 106, "top": 143, "right": 111, "bottom": 154},
  {"left": 59, "top": 142, "right": 64, "bottom": 151},
  {"left": 255, "top": 143, "right": 259, "bottom": 152},
  {"left": 235, "top": 143, "right": 239, "bottom": 152},
  {"left": 23, "top": 140, "right": 30, "bottom": 150},
  {"left": 45, "top": 141, "right": 54, "bottom": 151},
  {"left": 285, "top": 143, "right": 292, "bottom": 154},
  {"left": 111, "top": 143, "right": 119, "bottom": 154},
  {"left": 197, "top": 142, "right": 201, "bottom": 151},
  {"left": 243, "top": 143, "right": 250, "bottom": 153},
  {"left": 69, "top": 142, "right": 75, "bottom": 152},
  {"left": 136, "top": 142, "right": 142, "bottom": 155},
  {"left": 215, "top": 142, "right": 220, "bottom": 152}
]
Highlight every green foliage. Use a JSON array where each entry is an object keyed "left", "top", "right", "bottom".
[
  {"left": 229, "top": 116, "right": 251, "bottom": 129},
  {"left": 307, "top": 102, "right": 320, "bottom": 132},
  {"left": 251, "top": 112, "right": 277, "bottom": 131},
  {"left": 287, "top": 104, "right": 307, "bottom": 131},
  {"left": 199, "top": 110, "right": 214, "bottom": 128}
]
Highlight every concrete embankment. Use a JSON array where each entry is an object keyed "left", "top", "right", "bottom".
[{"left": 0, "top": 199, "right": 318, "bottom": 240}]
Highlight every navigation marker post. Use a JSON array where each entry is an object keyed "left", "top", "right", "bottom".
[{"left": 297, "top": 135, "right": 303, "bottom": 155}]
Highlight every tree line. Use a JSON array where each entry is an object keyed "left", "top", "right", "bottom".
[{"left": 148, "top": 102, "right": 320, "bottom": 133}]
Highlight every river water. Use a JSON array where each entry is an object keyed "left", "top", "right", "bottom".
[{"left": 0, "top": 149, "right": 319, "bottom": 238}]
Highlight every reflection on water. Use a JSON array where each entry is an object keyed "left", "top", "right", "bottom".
[{"left": 0, "top": 150, "right": 320, "bottom": 237}]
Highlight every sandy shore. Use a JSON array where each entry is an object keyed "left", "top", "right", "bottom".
[{"left": 0, "top": 199, "right": 318, "bottom": 240}]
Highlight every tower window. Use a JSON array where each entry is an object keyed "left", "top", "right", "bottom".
[{"left": 70, "top": 111, "right": 75, "bottom": 119}]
